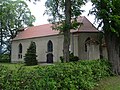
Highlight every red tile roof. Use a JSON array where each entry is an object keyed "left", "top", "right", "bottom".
[{"left": 13, "top": 16, "right": 99, "bottom": 40}]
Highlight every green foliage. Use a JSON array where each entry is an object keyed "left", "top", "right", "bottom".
[
  {"left": 90, "top": 0, "right": 120, "bottom": 75},
  {"left": 0, "top": 54, "right": 10, "bottom": 63},
  {"left": 24, "top": 41, "right": 38, "bottom": 66},
  {"left": 69, "top": 53, "right": 79, "bottom": 62},
  {"left": 60, "top": 52, "right": 79, "bottom": 62},
  {"left": 0, "top": 0, "right": 35, "bottom": 54},
  {"left": 0, "top": 59, "right": 112, "bottom": 90},
  {"left": 45, "top": 0, "right": 87, "bottom": 31},
  {"left": 90, "top": 0, "right": 120, "bottom": 36}
]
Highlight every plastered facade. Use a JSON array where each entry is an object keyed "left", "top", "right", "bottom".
[{"left": 11, "top": 32, "right": 100, "bottom": 63}]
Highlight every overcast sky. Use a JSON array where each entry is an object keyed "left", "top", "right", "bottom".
[{"left": 26, "top": 0, "right": 96, "bottom": 26}]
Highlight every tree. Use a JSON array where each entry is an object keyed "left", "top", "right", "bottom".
[
  {"left": 45, "top": 0, "right": 87, "bottom": 62},
  {"left": 90, "top": 0, "right": 120, "bottom": 74},
  {"left": 24, "top": 41, "right": 38, "bottom": 66},
  {"left": 0, "top": 0, "right": 35, "bottom": 55}
]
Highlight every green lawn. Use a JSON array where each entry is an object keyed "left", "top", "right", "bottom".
[
  {"left": 0, "top": 63, "right": 38, "bottom": 71},
  {"left": 93, "top": 76, "right": 120, "bottom": 90}
]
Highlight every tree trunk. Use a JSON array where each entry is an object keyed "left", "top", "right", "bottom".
[
  {"left": 105, "top": 32, "right": 120, "bottom": 75},
  {"left": 63, "top": 0, "right": 71, "bottom": 62},
  {"left": 63, "top": 30, "right": 70, "bottom": 62}
]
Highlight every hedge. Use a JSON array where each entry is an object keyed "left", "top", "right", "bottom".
[{"left": 0, "top": 59, "right": 112, "bottom": 90}]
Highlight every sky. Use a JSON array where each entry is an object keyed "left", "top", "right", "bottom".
[{"left": 26, "top": 0, "right": 96, "bottom": 26}]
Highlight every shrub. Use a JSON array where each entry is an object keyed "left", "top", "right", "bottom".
[
  {"left": 60, "top": 56, "right": 64, "bottom": 63},
  {"left": 69, "top": 53, "right": 79, "bottom": 62},
  {"left": 60, "top": 52, "right": 79, "bottom": 62},
  {"left": 0, "top": 54, "right": 10, "bottom": 63},
  {"left": 24, "top": 41, "right": 38, "bottom": 66},
  {"left": 0, "top": 59, "right": 112, "bottom": 90}
]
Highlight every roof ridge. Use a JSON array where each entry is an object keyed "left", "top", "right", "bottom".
[{"left": 26, "top": 23, "right": 52, "bottom": 30}]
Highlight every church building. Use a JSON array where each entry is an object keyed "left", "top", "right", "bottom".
[{"left": 11, "top": 16, "right": 107, "bottom": 63}]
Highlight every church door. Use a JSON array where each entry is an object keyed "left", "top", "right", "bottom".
[{"left": 47, "top": 53, "right": 53, "bottom": 63}]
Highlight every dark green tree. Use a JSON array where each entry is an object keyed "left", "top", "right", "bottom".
[
  {"left": 45, "top": 0, "right": 87, "bottom": 62},
  {"left": 24, "top": 41, "right": 38, "bottom": 66},
  {"left": 90, "top": 0, "right": 120, "bottom": 74}
]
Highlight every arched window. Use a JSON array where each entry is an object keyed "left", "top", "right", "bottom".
[
  {"left": 19, "top": 43, "right": 22, "bottom": 53},
  {"left": 47, "top": 40, "right": 53, "bottom": 52},
  {"left": 85, "top": 37, "right": 90, "bottom": 52},
  {"left": 18, "top": 43, "right": 22, "bottom": 59}
]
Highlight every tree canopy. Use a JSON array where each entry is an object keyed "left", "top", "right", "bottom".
[
  {"left": 45, "top": 0, "right": 86, "bottom": 31},
  {"left": 90, "top": 0, "right": 120, "bottom": 74},
  {"left": 90, "top": 0, "right": 120, "bottom": 36},
  {"left": 0, "top": 0, "right": 35, "bottom": 54}
]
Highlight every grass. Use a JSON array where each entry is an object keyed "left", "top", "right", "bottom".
[
  {"left": 0, "top": 63, "right": 39, "bottom": 71},
  {"left": 0, "top": 63, "right": 23, "bottom": 70},
  {"left": 93, "top": 76, "right": 120, "bottom": 90}
]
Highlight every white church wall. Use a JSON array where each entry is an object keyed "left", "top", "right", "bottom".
[
  {"left": 11, "top": 32, "right": 100, "bottom": 63},
  {"left": 77, "top": 32, "right": 100, "bottom": 60},
  {"left": 72, "top": 34, "right": 79, "bottom": 56},
  {"left": 88, "top": 44, "right": 100, "bottom": 60},
  {"left": 11, "top": 34, "right": 64, "bottom": 63}
]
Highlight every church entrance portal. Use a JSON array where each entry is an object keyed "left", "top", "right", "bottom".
[{"left": 47, "top": 53, "right": 53, "bottom": 63}]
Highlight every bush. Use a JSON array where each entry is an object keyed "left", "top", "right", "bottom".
[
  {"left": 24, "top": 41, "right": 38, "bottom": 66},
  {"left": 69, "top": 53, "right": 79, "bottom": 62},
  {"left": 0, "top": 59, "right": 112, "bottom": 90},
  {"left": 60, "top": 52, "right": 79, "bottom": 62},
  {"left": 0, "top": 54, "right": 10, "bottom": 63}
]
